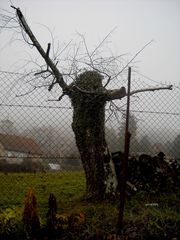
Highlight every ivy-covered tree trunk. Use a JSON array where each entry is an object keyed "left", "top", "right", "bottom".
[{"left": 70, "top": 71, "right": 112, "bottom": 200}]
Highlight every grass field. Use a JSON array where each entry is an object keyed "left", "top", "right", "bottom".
[
  {"left": 0, "top": 172, "right": 86, "bottom": 215},
  {"left": 0, "top": 172, "right": 179, "bottom": 238}
]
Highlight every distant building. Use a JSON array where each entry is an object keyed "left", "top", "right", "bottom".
[
  {"left": 0, "top": 133, "right": 43, "bottom": 164},
  {"left": 48, "top": 163, "right": 61, "bottom": 171}
]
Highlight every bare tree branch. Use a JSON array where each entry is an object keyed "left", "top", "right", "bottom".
[
  {"left": 105, "top": 85, "right": 172, "bottom": 101},
  {"left": 91, "top": 26, "right": 117, "bottom": 57},
  {"left": 16, "top": 84, "right": 50, "bottom": 97},
  {"left": 111, "top": 40, "right": 154, "bottom": 80},
  {"left": 2, "top": 7, "right": 173, "bottom": 102},
  {"left": 11, "top": 6, "right": 68, "bottom": 91},
  {"left": 78, "top": 32, "right": 94, "bottom": 68},
  {"left": 47, "top": 92, "right": 65, "bottom": 101},
  {"left": 55, "top": 39, "right": 73, "bottom": 60},
  {"left": 130, "top": 85, "right": 173, "bottom": 96},
  {"left": 105, "top": 87, "right": 127, "bottom": 100},
  {"left": 46, "top": 43, "right": 51, "bottom": 58}
]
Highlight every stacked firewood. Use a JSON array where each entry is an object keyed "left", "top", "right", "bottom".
[{"left": 112, "top": 151, "right": 180, "bottom": 195}]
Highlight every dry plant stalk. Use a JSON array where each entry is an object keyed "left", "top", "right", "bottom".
[{"left": 23, "top": 189, "right": 40, "bottom": 239}]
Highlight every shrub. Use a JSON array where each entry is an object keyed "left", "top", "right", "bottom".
[{"left": 0, "top": 207, "right": 25, "bottom": 239}]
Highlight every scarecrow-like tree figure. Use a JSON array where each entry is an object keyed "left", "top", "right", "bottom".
[{"left": 0, "top": 6, "right": 172, "bottom": 200}]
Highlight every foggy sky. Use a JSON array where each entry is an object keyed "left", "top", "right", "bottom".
[
  {"left": 0, "top": 0, "right": 180, "bottom": 86},
  {"left": 0, "top": 0, "right": 179, "bottom": 142}
]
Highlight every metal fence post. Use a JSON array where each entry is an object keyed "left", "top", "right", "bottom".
[{"left": 117, "top": 66, "right": 131, "bottom": 234}]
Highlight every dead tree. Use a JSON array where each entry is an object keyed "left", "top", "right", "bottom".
[{"left": 1, "top": 6, "right": 173, "bottom": 200}]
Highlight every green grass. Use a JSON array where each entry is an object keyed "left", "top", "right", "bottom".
[
  {"left": 0, "top": 172, "right": 86, "bottom": 213},
  {"left": 0, "top": 172, "right": 179, "bottom": 238}
]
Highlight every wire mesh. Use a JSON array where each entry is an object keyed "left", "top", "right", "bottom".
[{"left": 0, "top": 69, "right": 179, "bottom": 207}]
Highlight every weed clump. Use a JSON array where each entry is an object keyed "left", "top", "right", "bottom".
[{"left": 22, "top": 189, "right": 40, "bottom": 239}]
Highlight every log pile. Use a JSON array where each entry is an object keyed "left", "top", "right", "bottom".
[{"left": 112, "top": 151, "right": 180, "bottom": 195}]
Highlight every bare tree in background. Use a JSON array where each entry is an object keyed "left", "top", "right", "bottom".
[{"left": 0, "top": 6, "right": 172, "bottom": 200}]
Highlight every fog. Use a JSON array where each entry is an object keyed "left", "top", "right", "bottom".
[{"left": 0, "top": 0, "right": 179, "bottom": 158}]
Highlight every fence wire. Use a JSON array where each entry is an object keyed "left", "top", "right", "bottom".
[{"left": 0, "top": 69, "right": 179, "bottom": 207}]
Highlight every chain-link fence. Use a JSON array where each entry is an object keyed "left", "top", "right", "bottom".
[
  {"left": 0, "top": 69, "right": 179, "bottom": 207},
  {"left": 0, "top": 70, "right": 179, "bottom": 166}
]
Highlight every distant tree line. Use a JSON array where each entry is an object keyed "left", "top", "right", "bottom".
[
  {"left": 106, "top": 113, "right": 180, "bottom": 159},
  {"left": 0, "top": 158, "right": 46, "bottom": 173},
  {"left": 0, "top": 116, "right": 179, "bottom": 174}
]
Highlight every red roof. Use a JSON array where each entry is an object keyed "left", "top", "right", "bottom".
[{"left": 0, "top": 133, "right": 43, "bottom": 155}]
